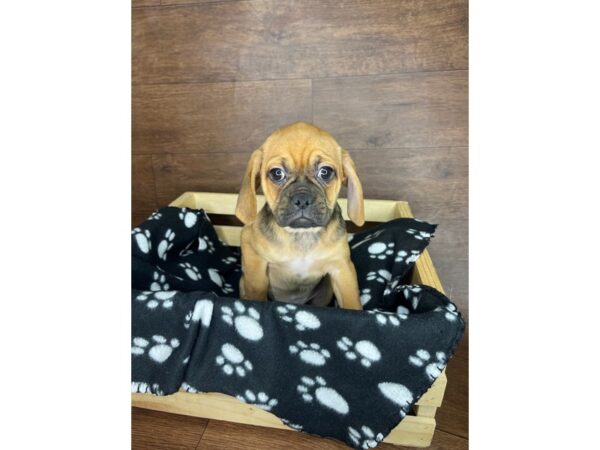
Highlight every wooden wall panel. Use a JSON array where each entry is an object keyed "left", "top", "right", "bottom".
[
  {"left": 133, "top": 0, "right": 468, "bottom": 84},
  {"left": 313, "top": 71, "right": 468, "bottom": 149},
  {"left": 132, "top": 0, "right": 159, "bottom": 7},
  {"left": 132, "top": 408, "right": 207, "bottom": 450},
  {"left": 133, "top": 80, "right": 312, "bottom": 155},
  {"left": 132, "top": 155, "right": 157, "bottom": 218}
]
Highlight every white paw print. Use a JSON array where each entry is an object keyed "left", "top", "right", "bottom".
[
  {"left": 150, "top": 271, "right": 170, "bottom": 291},
  {"left": 368, "top": 309, "right": 405, "bottom": 326},
  {"left": 181, "top": 381, "right": 198, "bottom": 393},
  {"left": 236, "top": 390, "right": 278, "bottom": 411},
  {"left": 184, "top": 299, "right": 214, "bottom": 329},
  {"left": 336, "top": 337, "right": 381, "bottom": 368},
  {"left": 383, "top": 277, "right": 401, "bottom": 296},
  {"left": 348, "top": 425, "right": 385, "bottom": 449},
  {"left": 402, "top": 285, "right": 423, "bottom": 309},
  {"left": 396, "top": 305, "right": 410, "bottom": 319},
  {"left": 277, "top": 304, "right": 321, "bottom": 331},
  {"left": 395, "top": 249, "right": 421, "bottom": 265},
  {"left": 378, "top": 382, "right": 414, "bottom": 417},
  {"left": 281, "top": 418, "right": 303, "bottom": 431},
  {"left": 289, "top": 340, "right": 331, "bottom": 366},
  {"left": 208, "top": 268, "right": 234, "bottom": 294},
  {"left": 179, "top": 262, "right": 202, "bottom": 281},
  {"left": 221, "top": 301, "right": 263, "bottom": 341},
  {"left": 131, "top": 335, "right": 180, "bottom": 363},
  {"left": 366, "top": 269, "right": 392, "bottom": 284},
  {"left": 360, "top": 288, "right": 372, "bottom": 306},
  {"left": 132, "top": 381, "right": 164, "bottom": 395},
  {"left": 136, "top": 290, "right": 177, "bottom": 309},
  {"left": 148, "top": 211, "right": 162, "bottom": 221},
  {"left": 198, "top": 235, "right": 215, "bottom": 253},
  {"left": 132, "top": 228, "right": 151, "bottom": 254},
  {"left": 216, "top": 343, "right": 253, "bottom": 377},
  {"left": 406, "top": 228, "right": 433, "bottom": 240},
  {"left": 435, "top": 303, "right": 459, "bottom": 321},
  {"left": 178, "top": 208, "right": 197, "bottom": 228},
  {"left": 157, "top": 229, "right": 175, "bottom": 260},
  {"left": 296, "top": 376, "right": 349, "bottom": 415},
  {"left": 367, "top": 242, "right": 394, "bottom": 260},
  {"left": 222, "top": 256, "right": 238, "bottom": 265},
  {"left": 409, "top": 349, "right": 447, "bottom": 381}
]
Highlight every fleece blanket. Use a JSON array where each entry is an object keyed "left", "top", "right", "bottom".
[{"left": 132, "top": 207, "right": 464, "bottom": 449}]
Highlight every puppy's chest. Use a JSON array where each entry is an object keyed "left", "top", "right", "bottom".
[{"left": 268, "top": 253, "right": 327, "bottom": 284}]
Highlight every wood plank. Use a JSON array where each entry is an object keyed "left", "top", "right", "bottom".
[
  {"left": 313, "top": 71, "right": 468, "bottom": 149},
  {"left": 132, "top": 155, "right": 157, "bottom": 217},
  {"left": 131, "top": 407, "right": 207, "bottom": 450},
  {"left": 435, "top": 331, "right": 468, "bottom": 438},
  {"left": 198, "top": 419, "right": 466, "bottom": 450},
  {"left": 133, "top": 80, "right": 311, "bottom": 154},
  {"left": 132, "top": 0, "right": 468, "bottom": 84},
  {"left": 132, "top": 0, "right": 159, "bottom": 7}
]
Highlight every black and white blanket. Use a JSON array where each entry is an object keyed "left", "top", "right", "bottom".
[{"left": 132, "top": 207, "right": 464, "bottom": 449}]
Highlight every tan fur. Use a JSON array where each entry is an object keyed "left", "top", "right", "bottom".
[{"left": 235, "top": 122, "right": 364, "bottom": 310}]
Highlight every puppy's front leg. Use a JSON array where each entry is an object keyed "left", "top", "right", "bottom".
[
  {"left": 329, "top": 259, "right": 362, "bottom": 310},
  {"left": 240, "top": 239, "right": 269, "bottom": 301}
]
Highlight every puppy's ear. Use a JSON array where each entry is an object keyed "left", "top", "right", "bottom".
[
  {"left": 342, "top": 149, "right": 365, "bottom": 226},
  {"left": 236, "top": 149, "right": 263, "bottom": 225}
]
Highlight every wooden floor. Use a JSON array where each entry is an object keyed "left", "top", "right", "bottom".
[{"left": 132, "top": 0, "right": 468, "bottom": 447}]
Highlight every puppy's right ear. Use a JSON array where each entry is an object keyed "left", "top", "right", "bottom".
[{"left": 235, "top": 149, "right": 263, "bottom": 225}]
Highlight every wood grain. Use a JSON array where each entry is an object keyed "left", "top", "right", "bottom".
[
  {"left": 196, "top": 419, "right": 467, "bottom": 450},
  {"left": 313, "top": 71, "right": 468, "bottom": 149},
  {"left": 132, "top": 0, "right": 160, "bottom": 7},
  {"left": 132, "top": 155, "right": 157, "bottom": 217},
  {"left": 133, "top": 0, "right": 467, "bottom": 84},
  {"left": 132, "top": 407, "right": 207, "bottom": 450},
  {"left": 133, "top": 80, "right": 312, "bottom": 155}
]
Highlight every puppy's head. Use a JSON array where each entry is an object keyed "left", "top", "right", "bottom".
[{"left": 236, "top": 122, "right": 364, "bottom": 228}]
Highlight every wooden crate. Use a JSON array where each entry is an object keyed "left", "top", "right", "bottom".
[{"left": 132, "top": 192, "right": 448, "bottom": 448}]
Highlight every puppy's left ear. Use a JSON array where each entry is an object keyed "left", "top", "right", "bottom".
[
  {"left": 235, "top": 148, "right": 263, "bottom": 225},
  {"left": 342, "top": 149, "right": 365, "bottom": 226}
]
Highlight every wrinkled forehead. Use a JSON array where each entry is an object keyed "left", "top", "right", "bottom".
[{"left": 262, "top": 129, "right": 342, "bottom": 170}]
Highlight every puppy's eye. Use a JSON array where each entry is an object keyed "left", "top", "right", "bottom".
[
  {"left": 317, "top": 166, "right": 335, "bottom": 182},
  {"left": 268, "top": 167, "right": 286, "bottom": 183}
]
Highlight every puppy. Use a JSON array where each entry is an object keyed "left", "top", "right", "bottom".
[{"left": 235, "top": 122, "right": 364, "bottom": 310}]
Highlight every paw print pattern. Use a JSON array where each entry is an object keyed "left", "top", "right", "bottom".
[
  {"left": 281, "top": 419, "right": 303, "bottom": 431},
  {"left": 157, "top": 229, "right": 175, "bottom": 260},
  {"left": 181, "top": 381, "right": 198, "bottom": 393},
  {"left": 435, "top": 303, "right": 459, "bottom": 321},
  {"left": 396, "top": 305, "right": 410, "bottom": 319},
  {"left": 179, "top": 262, "right": 202, "bottom": 281},
  {"left": 368, "top": 310, "right": 404, "bottom": 327},
  {"left": 360, "top": 288, "right": 372, "bottom": 306},
  {"left": 378, "top": 382, "right": 414, "bottom": 417},
  {"left": 221, "top": 301, "right": 264, "bottom": 341},
  {"left": 297, "top": 376, "right": 349, "bottom": 415},
  {"left": 150, "top": 271, "right": 170, "bottom": 291},
  {"left": 366, "top": 269, "right": 392, "bottom": 284},
  {"left": 148, "top": 211, "right": 162, "bottom": 221},
  {"left": 383, "top": 277, "right": 400, "bottom": 296},
  {"left": 409, "top": 349, "right": 447, "bottom": 381},
  {"left": 395, "top": 249, "right": 421, "bottom": 265},
  {"left": 132, "top": 381, "right": 164, "bottom": 395},
  {"left": 277, "top": 304, "right": 321, "bottom": 331},
  {"left": 178, "top": 208, "right": 197, "bottom": 228},
  {"left": 289, "top": 340, "right": 331, "bottom": 366},
  {"left": 184, "top": 299, "right": 214, "bottom": 329},
  {"left": 198, "top": 235, "right": 215, "bottom": 253},
  {"left": 222, "top": 256, "right": 238, "bottom": 265},
  {"left": 131, "top": 335, "right": 180, "bottom": 363},
  {"left": 208, "top": 268, "right": 234, "bottom": 294},
  {"left": 402, "top": 285, "right": 423, "bottom": 309},
  {"left": 236, "top": 390, "right": 279, "bottom": 411},
  {"left": 348, "top": 426, "right": 385, "bottom": 449},
  {"left": 216, "top": 343, "right": 253, "bottom": 377},
  {"left": 406, "top": 228, "right": 433, "bottom": 240},
  {"left": 336, "top": 337, "right": 381, "bottom": 368},
  {"left": 136, "top": 291, "right": 177, "bottom": 309},
  {"left": 132, "top": 228, "right": 151, "bottom": 254},
  {"left": 367, "top": 242, "right": 394, "bottom": 259}
]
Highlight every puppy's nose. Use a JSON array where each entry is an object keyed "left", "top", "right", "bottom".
[{"left": 291, "top": 191, "right": 313, "bottom": 210}]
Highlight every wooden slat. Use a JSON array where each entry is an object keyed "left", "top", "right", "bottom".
[
  {"left": 132, "top": 391, "right": 436, "bottom": 447},
  {"left": 133, "top": 0, "right": 467, "bottom": 84},
  {"left": 132, "top": 0, "right": 159, "bottom": 7},
  {"left": 132, "top": 155, "right": 157, "bottom": 217},
  {"left": 133, "top": 80, "right": 311, "bottom": 155},
  {"left": 313, "top": 71, "right": 468, "bottom": 150},
  {"left": 415, "top": 405, "right": 438, "bottom": 419}
]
